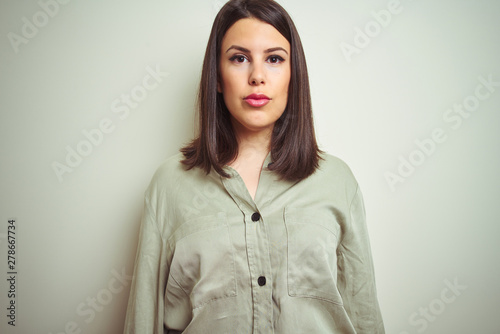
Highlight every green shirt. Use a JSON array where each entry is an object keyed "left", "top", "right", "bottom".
[{"left": 123, "top": 152, "right": 384, "bottom": 333}]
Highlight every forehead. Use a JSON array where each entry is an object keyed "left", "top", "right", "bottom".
[{"left": 221, "top": 18, "right": 290, "bottom": 51}]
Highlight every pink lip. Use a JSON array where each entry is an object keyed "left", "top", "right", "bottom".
[{"left": 244, "top": 94, "right": 271, "bottom": 107}]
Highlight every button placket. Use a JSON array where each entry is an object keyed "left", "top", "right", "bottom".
[{"left": 220, "top": 170, "right": 274, "bottom": 333}]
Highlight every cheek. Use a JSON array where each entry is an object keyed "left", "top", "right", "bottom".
[
  {"left": 284, "top": 68, "right": 291, "bottom": 91},
  {"left": 220, "top": 75, "right": 243, "bottom": 111},
  {"left": 221, "top": 71, "right": 241, "bottom": 96},
  {"left": 278, "top": 71, "right": 291, "bottom": 99},
  {"left": 270, "top": 67, "right": 291, "bottom": 91}
]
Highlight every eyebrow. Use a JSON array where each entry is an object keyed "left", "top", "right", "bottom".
[{"left": 225, "top": 45, "right": 289, "bottom": 55}]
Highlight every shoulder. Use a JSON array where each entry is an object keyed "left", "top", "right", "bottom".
[
  {"left": 144, "top": 152, "right": 190, "bottom": 202},
  {"left": 145, "top": 152, "right": 215, "bottom": 202},
  {"left": 317, "top": 153, "right": 358, "bottom": 185},
  {"left": 318, "top": 153, "right": 353, "bottom": 172},
  {"left": 307, "top": 152, "right": 360, "bottom": 199},
  {"left": 149, "top": 152, "right": 186, "bottom": 186}
]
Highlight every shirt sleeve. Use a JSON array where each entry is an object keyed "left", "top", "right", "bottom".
[
  {"left": 123, "top": 196, "right": 167, "bottom": 334},
  {"left": 337, "top": 184, "right": 385, "bottom": 333}
]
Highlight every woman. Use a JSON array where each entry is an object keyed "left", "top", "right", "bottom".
[{"left": 124, "top": 0, "right": 384, "bottom": 333}]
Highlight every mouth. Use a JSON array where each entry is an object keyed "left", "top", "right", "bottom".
[{"left": 243, "top": 93, "right": 271, "bottom": 107}]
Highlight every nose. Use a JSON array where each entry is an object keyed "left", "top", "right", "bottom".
[{"left": 249, "top": 61, "right": 265, "bottom": 86}]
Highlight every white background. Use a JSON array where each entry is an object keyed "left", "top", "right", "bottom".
[{"left": 1, "top": 0, "right": 499, "bottom": 333}]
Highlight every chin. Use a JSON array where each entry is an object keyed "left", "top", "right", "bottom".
[{"left": 239, "top": 121, "right": 274, "bottom": 133}]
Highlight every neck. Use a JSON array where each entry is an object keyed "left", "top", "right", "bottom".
[
  {"left": 229, "top": 121, "right": 273, "bottom": 201},
  {"left": 230, "top": 121, "right": 272, "bottom": 167}
]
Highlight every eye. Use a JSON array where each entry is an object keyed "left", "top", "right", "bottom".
[
  {"left": 229, "top": 55, "right": 248, "bottom": 63},
  {"left": 267, "top": 55, "right": 285, "bottom": 64}
]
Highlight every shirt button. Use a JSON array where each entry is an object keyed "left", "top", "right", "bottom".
[
  {"left": 251, "top": 212, "right": 261, "bottom": 222},
  {"left": 258, "top": 276, "right": 266, "bottom": 286}
]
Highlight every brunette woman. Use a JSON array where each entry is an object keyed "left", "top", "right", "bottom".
[{"left": 124, "top": 1, "right": 384, "bottom": 333}]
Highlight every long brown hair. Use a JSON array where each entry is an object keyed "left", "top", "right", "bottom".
[{"left": 181, "top": 0, "right": 322, "bottom": 181}]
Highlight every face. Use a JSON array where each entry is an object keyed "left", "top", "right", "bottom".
[{"left": 218, "top": 18, "right": 291, "bottom": 136}]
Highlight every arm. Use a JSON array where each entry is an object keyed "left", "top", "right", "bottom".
[
  {"left": 337, "top": 184, "right": 385, "bottom": 333},
  {"left": 123, "top": 197, "right": 167, "bottom": 334}
]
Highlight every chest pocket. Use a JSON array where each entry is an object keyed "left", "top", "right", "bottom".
[
  {"left": 167, "top": 212, "right": 237, "bottom": 309},
  {"left": 284, "top": 207, "right": 343, "bottom": 305}
]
